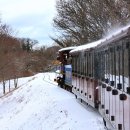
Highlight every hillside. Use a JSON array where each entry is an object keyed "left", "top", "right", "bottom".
[{"left": 0, "top": 72, "right": 105, "bottom": 130}]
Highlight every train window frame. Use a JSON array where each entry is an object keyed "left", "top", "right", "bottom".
[
  {"left": 73, "top": 55, "right": 76, "bottom": 73},
  {"left": 81, "top": 52, "right": 85, "bottom": 75},
  {"left": 100, "top": 50, "right": 105, "bottom": 81},
  {"left": 71, "top": 56, "right": 74, "bottom": 73},
  {"left": 109, "top": 46, "right": 115, "bottom": 87},
  {"left": 78, "top": 52, "right": 81, "bottom": 75},
  {"left": 75, "top": 56, "right": 78, "bottom": 74},
  {"left": 92, "top": 51, "right": 94, "bottom": 78},
  {"left": 116, "top": 45, "right": 120, "bottom": 89},
  {"left": 123, "top": 39, "right": 130, "bottom": 93},
  {"left": 88, "top": 52, "right": 92, "bottom": 77},
  {"left": 104, "top": 49, "right": 109, "bottom": 83},
  {"left": 82, "top": 52, "right": 86, "bottom": 76},
  {"left": 113, "top": 46, "right": 116, "bottom": 88},
  {"left": 86, "top": 52, "right": 89, "bottom": 77},
  {"left": 77, "top": 54, "right": 80, "bottom": 74},
  {"left": 84, "top": 52, "right": 87, "bottom": 76},
  {"left": 115, "top": 41, "right": 123, "bottom": 91}
]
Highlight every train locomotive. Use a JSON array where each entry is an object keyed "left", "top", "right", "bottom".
[
  {"left": 56, "top": 25, "right": 130, "bottom": 130},
  {"left": 56, "top": 47, "right": 76, "bottom": 91}
]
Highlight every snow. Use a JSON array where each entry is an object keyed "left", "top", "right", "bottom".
[
  {"left": 70, "top": 39, "right": 104, "bottom": 53},
  {"left": 103, "top": 24, "right": 130, "bottom": 40},
  {"left": 0, "top": 72, "right": 105, "bottom": 130},
  {"left": 59, "top": 47, "right": 77, "bottom": 52}
]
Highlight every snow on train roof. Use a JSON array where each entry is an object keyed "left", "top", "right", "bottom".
[
  {"left": 59, "top": 46, "right": 77, "bottom": 52},
  {"left": 70, "top": 39, "right": 105, "bottom": 53},
  {"left": 70, "top": 24, "right": 130, "bottom": 53}
]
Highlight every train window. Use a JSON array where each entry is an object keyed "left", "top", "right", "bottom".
[
  {"left": 77, "top": 54, "right": 80, "bottom": 74},
  {"left": 86, "top": 53, "right": 89, "bottom": 76},
  {"left": 80, "top": 53, "right": 82, "bottom": 75},
  {"left": 77, "top": 55, "right": 78, "bottom": 74},
  {"left": 71, "top": 56, "right": 74, "bottom": 72},
  {"left": 88, "top": 53, "right": 90, "bottom": 77},
  {"left": 119, "top": 45, "right": 123, "bottom": 90},
  {"left": 81, "top": 52, "right": 84, "bottom": 75},
  {"left": 86, "top": 52, "right": 89, "bottom": 76},
  {"left": 124, "top": 43, "right": 129, "bottom": 92},
  {"left": 92, "top": 52, "right": 94, "bottom": 78},
  {"left": 79, "top": 54, "right": 82, "bottom": 75},
  {"left": 91, "top": 52, "right": 93, "bottom": 77},
  {"left": 83, "top": 53, "right": 86, "bottom": 76},
  {"left": 90, "top": 52, "right": 92, "bottom": 77},
  {"left": 80, "top": 52, "right": 83, "bottom": 75},
  {"left": 88, "top": 52, "right": 92, "bottom": 77},
  {"left": 85, "top": 53, "right": 87, "bottom": 76},
  {"left": 79, "top": 53, "right": 81, "bottom": 75},
  {"left": 99, "top": 51, "right": 103, "bottom": 81},
  {"left": 113, "top": 46, "right": 116, "bottom": 88},
  {"left": 116, "top": 44, "right": 123, "bottom": 90},
  {"left": 95, "top": 51, "right": 101, "bottom": 80},
  {"left": 73, "top": 56, "right": 75, "bottom": 73},
  {"left": 90, "top": 53, "right": 92, "bottom": 77},
  {"left": 110, "top": 47, "right": 115, "bottom": 86},
  {"left": 74, "top": 56, "right": 75, "bottom": 73},
  {"left": 108, "top": 50, "right": 111, "bottom": 84},
  {"left": 76, "top": 55, "right": 78, "bottom": 73},
  {"left": 75, "top": 56, "right": 77, "bottom": 73},
  {"left": 104, "top": 50, "right": 109, "bottom": 83},
  {"left": 94, "top": 52, "right": 98, "bottom": 79},
  {"left": 84, "top": 53, "right": 87, "bottom": 76},
  {"left": 99, "top": 52, "right": 103, "bottom": 80},
  {"left": 104, "top": 51, "right": 106, "bottom": 82},
  {"left": 116, "top": 46, "right": 119, "bottom": 89},
  {"left": 74, "top": 56, "right": 76, "bottom": 73}
]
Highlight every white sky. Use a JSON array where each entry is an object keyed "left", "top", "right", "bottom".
[{"left": 0, "top": 0, "right": 57, "bottom": 46}]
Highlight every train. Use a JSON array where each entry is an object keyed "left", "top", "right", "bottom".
[{"left": 55, "top": 25, "right": 130, "bottom": 130}]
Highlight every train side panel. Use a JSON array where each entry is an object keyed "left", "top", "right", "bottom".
[{"left": 64, "top": 65, "right": 72, "bottom": 87}]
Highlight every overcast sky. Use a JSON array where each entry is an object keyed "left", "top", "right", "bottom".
[{"left": 0, "top": 0, "right": 57, "bottom": 47}]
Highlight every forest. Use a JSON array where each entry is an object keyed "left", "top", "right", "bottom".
[{"left": 0, "top": 20, "right": 60, "bottom": 94}]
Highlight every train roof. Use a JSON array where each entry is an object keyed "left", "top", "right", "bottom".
[
  {"left": 59, "top": 46, "right": 77, "bottom": 52},
  {"left": 98, "top": 25, "right": 130, "bottom": 48},
  {"left": 70, "top": 39, "right": 105, "bottom": 54},
  {"left": 70, "top": 24, "right": 130, "bottom": 54}
]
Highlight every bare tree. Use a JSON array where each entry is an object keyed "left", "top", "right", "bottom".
[{"left": 52, "top": 0, "right": 130, "bottom": 47}]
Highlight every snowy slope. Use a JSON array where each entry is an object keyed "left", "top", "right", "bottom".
[{"left": 0, "top": 72, "right": 105, "bottom": 130}]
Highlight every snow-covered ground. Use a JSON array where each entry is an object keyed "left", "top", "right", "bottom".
[{"left": 0, "top": 72, "right": 105, "bottom": 130}]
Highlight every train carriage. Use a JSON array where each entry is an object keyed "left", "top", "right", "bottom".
[
  {"left": 55, "top": 25, "right": 130, "bottom": 130},
  {"left": 70, "top": 40, "right": 104, "bottom": 108},
  {"left": 96, "top": 26, "right": 130, "bottom": 130}
]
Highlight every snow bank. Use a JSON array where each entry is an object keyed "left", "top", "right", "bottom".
[{"left": 0, "top": 72, "right": 105, "bottom": 130}]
